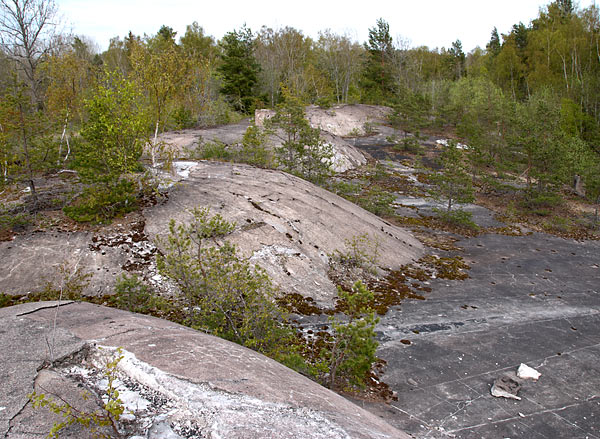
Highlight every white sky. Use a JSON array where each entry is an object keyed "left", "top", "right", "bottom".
[{"left": 56, "top": 0, "right": 598, "bottom": 52}]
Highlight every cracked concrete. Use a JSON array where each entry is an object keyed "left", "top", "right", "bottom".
[{"left": 358, "top": 232, "right": 600, "bottom": 439}]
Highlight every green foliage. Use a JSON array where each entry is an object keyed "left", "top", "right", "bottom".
[
  {"left": 330, "top": 178, "right": 396, "bottom": 217},
  {"left": 332, "top": 233, "right": 381, "bottom": 273},
  {"left": 326, "top": 281, "right": 380, "bottom": 389},
  {"left": 156, "top": 207, "right": 297, "bottom": 359},
  {"left": 513, "top": 90, "right": 572, "bottom": 190},
  {"left": 390, "top": 88, "right": 432, "bottom": 134},
  {"left": 238, "top": 124, "right": 276, "bottom": 168},
  {"left": 268, "top": 90, "right": 334, "bottom": 183},
  {"left": 0, "top": 77, "right": 54, "bottom": 199},
  {"left": 30, "top": 348, "right": 125, "bottom": 439},
  {"left": 361, "top": 18, "right": 395, "bottom": 103},
  {"left": 171, "top": 105, "right": 195, "bottom": 129},
  {"left": 197, "top": 140, "right": 233, "bottom": 161},
  {"left": 429, "top": 142, "right": 475, "bottom": 211},
  {"left": 433, "top": 208, "right": 479, "bottom": 230},
  {"left": 391, "top": 135, "right": 424, "bottom": 154},
  {"left": 76, "top": 72, "right": 148, "bottom": 185},
  {"left": 64, "top": 180, "right": 138, "bottom": 223},
  {"left": 114, "top": 274, "right": 167, "bottom": 314},
  {"left": 218, "top": 25, "right": 260, "bottom": 113},
  {"left": 66, "top": 72, "right": 148, "bottom": 223},
  {"left": 447, "top": 77, "right": 511, "bottom": 166},
  {"left": 0, "top": 209, "right": 30, "bottom": 233},
  {"left": 519, "top": 189, "right": 563, "bottom": 216},
  {"left": 40, "top": 261, "right": 92, "bottom": 301}
]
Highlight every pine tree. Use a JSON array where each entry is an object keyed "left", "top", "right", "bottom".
[
  {"left": 361, "top": 18, "right": 394, "bottom": 103},
  {"left": 486, "top": 27, "right": 501, "bottom": 56},
  {"left": 430, "top": 142, "right": 474, "bottom": 212},
  {"left": 217, "top": 25, "right": 260, "bottom": 113}
]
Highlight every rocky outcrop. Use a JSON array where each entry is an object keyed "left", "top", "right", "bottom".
[
  {"left": 146, "top": 161, "right": 423, "bottom": 306},
  {"left": 0, "top": 301, "right": 410, "bottom": 438},
  {"left": 305, "top": 104, "right": 392, "bottom": 137},
  {"left": 0, "top": 218, "right": 156, "bottom": 296},
  {"left": 0, "top": 163, "right": 422, "bottom": 302},
  {"left": 255, "top": 104, "right": 392, "bottom": 138},
  {"left": 157, "top": 118, "right": 368, "bottom": 174}
]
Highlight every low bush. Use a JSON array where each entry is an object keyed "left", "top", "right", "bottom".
[
  {"left": 433, "top": 208, "right": 479, "bottom": 230},
  {"left": 64, "top": 180, "right": 138, "bottom": 224},
  {"left": 520, "top": 190, "right": 563, "bottom": 211},
  {"left": 197, "top": 140, "right": 233, "bottom": 161},
  {"left": 156, "top": 207, "right": 300, "bottom": 361},
  {"left": 326, "top": 281, "right": 380, "bottom": 389},
  {"left": 114, "top": 274, "right": 170, "bottom": 315}
]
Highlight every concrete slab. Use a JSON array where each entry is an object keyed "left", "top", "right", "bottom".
[{"left": 366, "top": 231, "right": 600, "bottom": 439}]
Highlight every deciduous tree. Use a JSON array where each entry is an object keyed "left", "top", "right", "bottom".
[{"left": 0, "top": 0, "right": 59, "bottom": 108}]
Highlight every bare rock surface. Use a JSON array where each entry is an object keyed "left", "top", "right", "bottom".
[
  {"left": 0, "top": 161, "right": 421, "bottom": 301},
  {"left": 0, "top": 301, "right": 409, "bottom": 438},
  {"left": 256, "top": 105, "right": 392, "bottom": 137},
  {"left": 145, "top": 161, "right": 423, "bottom": 305},
  {"left": 158, "top": 120, "right": 251, "bottom": 154},
  {"left": 0, "top": 219, "right": 156, "bottom": 296},
  {"left": 305, "top": 104, "right": 392, "bottom": 137},
  {"left": 158, "top": 117, "right": 367, "bottom": 173}
]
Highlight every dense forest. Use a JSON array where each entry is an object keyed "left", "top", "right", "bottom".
[{"left": 1, "top": 0, "right": 599, "bottom": 221}]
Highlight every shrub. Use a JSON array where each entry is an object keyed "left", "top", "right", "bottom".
[
  {"left": 114, "top": 274, "right": 169, "bottom": 315},
  {"left": 197, "top": 140, "right": 233, "bottom": 161},
  {"left": 238, "top": 124, "right": 276, "bottom": 168},
  {"left": 39, "top": 261, "right": 92, "bottom": 301},
  {"left": 64, "top": 180, "right": 138, "bottom": 224},
  {"left": 171, "top": 105, "right": 195, "bottom": 129},
  {"left": 332, "top": 233, "right": 380, "bottom": 273},
  {"left": 520, "top": 190, "right": 563, "bottom": 211},
  {"left": 393, "top": 136, "right": 423, "bottom": 154},
  {"left": 359, "top": 187, "right": 396, "bottom": 216},
  {"left": 433, "top": 208, "right": 479, "bottom": 230},
  {"left": 326, "top": 281, "right": 380, "bottom": 389},
  {"left": 267, "top": 89, "right": 333, "bottom": 184},
  {"left": 156, "top": 207, "right": 298, "bottom": 359},
  {"left": 30, "top": 348, "right": 125, "bottom": 439},
  {"left": 0, "top": 209, "right": 30, "bottom": 233}
]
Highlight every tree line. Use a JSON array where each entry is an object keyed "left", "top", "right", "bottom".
[{"left": 1, "top": 0, "right": 599, "bottom": 214}]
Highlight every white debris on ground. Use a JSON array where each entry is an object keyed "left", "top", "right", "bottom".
[
  {"left": 491, "top": 364, "right": 542, "bottom": 401},
  {"left": 153, "top": 161, "right": 199, "bottom": 190},
  {"left": 58, "top": 346, "right": 353, "bottom": 439},
  {"left": 172, "top": 161, "right": 198, "bottom": 179},
  {"left": 436, "top": 139, "right": 469, "bottom": 150},
  {"left": 517, "top": 363, "right": 542, "bottom": 380}
]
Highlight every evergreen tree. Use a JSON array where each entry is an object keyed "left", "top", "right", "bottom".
[
  {"left": 449, "top": 40, "right": 466, "bottom": 79},
  {"left": 267, "top": 88, "right": 333, "bottom": 183},
  {"left": 361, "top": 18, "right": 394, "bottom": 102},
  {"left": 486, "top": 27, "right": 501, "bottom": 56},
  {"left": 430, "top": 142, "right": 475, "bottom": 212},
  {"left": 217, "top": 25, "right": 260, "bottom": 113}
]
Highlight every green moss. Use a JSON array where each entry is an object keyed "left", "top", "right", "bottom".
[{"left": 277, "top": 293, "right": 323, "bottom": 315}]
